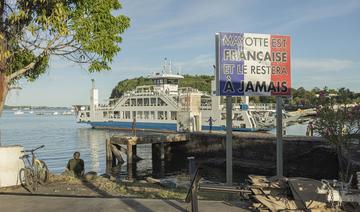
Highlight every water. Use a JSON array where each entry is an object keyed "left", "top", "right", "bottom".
[
  {"left": 0, "top": 110, "right": 308, "bottom": 178},
  {"left": 0, "top": 110, "right": 154, "bottom": 176}
]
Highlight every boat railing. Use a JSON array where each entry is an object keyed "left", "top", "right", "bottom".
[
  {"left": 248, "top": 103, "right": 276, "bottom": 111},
  {"left": 200, "top": 105, "right": 212, "bottom": 110}
]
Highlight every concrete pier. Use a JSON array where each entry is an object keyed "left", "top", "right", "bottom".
[
  {"left": 105, "top": 132, "right": 338, "bottom": 180},
  {"left": 106, "top": 133, "right": 189, "bottom": 179}
]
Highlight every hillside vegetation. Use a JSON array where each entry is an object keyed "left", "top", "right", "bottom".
[{"left": 110, "top": 75, "right": 214, "bottom": 98}]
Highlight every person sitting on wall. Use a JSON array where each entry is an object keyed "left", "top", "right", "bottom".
[
  {"left": 306, "top": 121, "right": 314, "bottom": 136},
  {"left": 65, "top": 151, "right": 85, "bottom": 177}
]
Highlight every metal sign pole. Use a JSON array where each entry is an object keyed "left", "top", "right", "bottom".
[
  {"left": 226, "top": 96, "right": 233, "bottom": 185},
  {"left": 276, "top": 96, "right": 283, "bottom": 177}
]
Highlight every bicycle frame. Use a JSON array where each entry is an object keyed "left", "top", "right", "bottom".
[{"left": 20, "top": 145, "right": 45, "bottom": 176}]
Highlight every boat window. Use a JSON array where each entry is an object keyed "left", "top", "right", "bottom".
[
  {"left": 86, "top": 112, "right": 90, "bottom": 117},
  {"left": 221, "top": 113, "right": 226, "bottom": 120},
  {"left": 158, "top": 98, "right": 167, "bottom": 106},
  {"left": 131, "top": 99, "right": 136, "bottom": 106},
  {"left": 137, "top": 98, "right": 143, "bottom": 106},
  {"left": 144, "top": 98, "right": 149, "bottom": 106},
  {"left": 158, "top": 111, "right": 164, "bottom": 120},
  {"left": 171, "top": 111, "right": 177, "bottom": 120},
  {"left": 144, "top": 111, "right": 149, "bottom": 119},
  {"left": 233, "top": 113, "right": 244, "bottom": 121},
  {"left": 132, "top": 111, "right": 136, "bottom": 119},
  {"left": 114, "top": 111, "right": 120, "bottom": 119},
  {"left": 137, "top": 111, "right": 143, "bottom": 119},
  {"left": 167, "top": 79, "right": 178, "bottom": 85},
  {"left": 125, "top": 111, "right": 130, "bottom": 119},
  {"left": 103, "top": 111, "right": 107, "bottom": 118},
  {"left": 150, "top": 111, "right": 155, "bottom": 119},
  {"left": 150, "top": 98, "right": 156, "bottom": 106},
  {"left": 164, "top": 111, "right": 168, "bottom": 120},
  {"left": 124, "top": 99, "right": 130, "bottom": 106}
]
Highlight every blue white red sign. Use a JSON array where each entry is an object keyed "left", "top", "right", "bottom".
[{"left": 216, "top": 32, "right": 291, "bottom": 96}]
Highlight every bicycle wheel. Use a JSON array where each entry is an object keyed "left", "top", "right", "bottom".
[
  {"left": 35, "top": 160, "right": 49, "bottom": 184},
  {"left": 19, "top": 168, "right": 36, "bottom": 192}
]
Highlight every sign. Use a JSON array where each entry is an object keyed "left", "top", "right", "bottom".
[
  {"left": 216, "top": 32, "right": 291, "bottom": 96},
  {"left": 239, "top": 104, "right": 248, "bottom": 111}
]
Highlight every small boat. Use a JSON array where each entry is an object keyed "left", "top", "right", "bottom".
[
  {"left": 62, "top": 111, "right": 74, "bottom": 115},
  {"left": 29, "top": 111, "right": 34, "bottom": 114},
  {"left": 14, "top": 110, "right": 24, "bottom": 115},
  {"left": 53, "top": 112, "right": 59, "bottom": 115}
]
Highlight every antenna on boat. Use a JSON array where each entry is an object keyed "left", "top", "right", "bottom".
[
  {"left": 91, "top": 79, "right": 96, "bottom": 89},
  {"left": 169, "top": 60, "right": 172, "bottom": 74},
  {"left": 163, "top": 57, "right": 167, "bottom": 73}
]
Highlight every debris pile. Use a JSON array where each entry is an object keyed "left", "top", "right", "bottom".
[{"left": 248, "top": 175, "right": 332, "bottom": 211}]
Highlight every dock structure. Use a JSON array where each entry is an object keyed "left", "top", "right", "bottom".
[
  {"left": 105, "top": 131, "right": 339, "bottom": 180},
  {"left": 106, "top": 133, "right": 189, "bottom": 179}
]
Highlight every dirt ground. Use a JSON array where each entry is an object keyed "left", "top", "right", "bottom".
[{"left": 0, "top": 174, "right": 189, "bottom": 199}]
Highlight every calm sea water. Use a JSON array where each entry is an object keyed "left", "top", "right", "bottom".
[{"left": 0, "top": 110, "right": 307, "bottom": 177}]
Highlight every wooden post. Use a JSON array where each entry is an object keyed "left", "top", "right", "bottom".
[
  {"left": 133, "top": 144, "right": 137, "bottom": 159},
  {"left": 106, "top": 139, "right": 113, "bottom": 163},
  {"left": 160, "top": 142, "right": 165, "bottom": 160},
  {"left": 127, "top": 141, "right": 133, "bottom": 165},
  {"left": 152, "top": 143, "right": 164, "bottom": 178},
  {"left": 127, "top": 140, "right": 134, "bottom": 180}
]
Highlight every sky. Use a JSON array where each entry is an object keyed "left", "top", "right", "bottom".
[{"left": 6, "top": 0, "right": 360, "bottom": 107}]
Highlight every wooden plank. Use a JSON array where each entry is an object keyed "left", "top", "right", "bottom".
[
  {"left": 110, "top": 133, "right": 189, "bottom": 145},
  {"left": 111, "top": 144, "right": 124, "bottom": 164}
]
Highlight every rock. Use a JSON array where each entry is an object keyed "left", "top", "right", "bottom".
[
  {"left": 160, "top": 178, "right": 177, "bottom": 188},
  {"left": 84, "top": 171, "right": 98, "bottom": 181},
  {"left": 121, "top": 179, "right": 134, "bottom": 183},
  {"left": 110, "top": 176, "right": 116, "bottom": 181},
  {"left": 145, "top": 177, "right": 160, "bottom": 184},
  {"left": 138, "top": 180, "right": 148, "bottom": 184},
  {"left": 100, "top": 173, "right": 111, "bottom": 179}
]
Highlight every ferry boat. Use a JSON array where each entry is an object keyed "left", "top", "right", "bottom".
[{"left": 75, "top": 61, "right": 271, "bottom": 132}]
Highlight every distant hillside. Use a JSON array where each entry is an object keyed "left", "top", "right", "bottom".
[{"left": 110, "top": 75, "right": 214, "bottom": 98}]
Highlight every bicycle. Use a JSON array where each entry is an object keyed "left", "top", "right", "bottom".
[{"left": 19, "top": 145, "right": 49, "bottom": 192}]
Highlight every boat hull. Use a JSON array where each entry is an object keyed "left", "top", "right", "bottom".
[{"left": 83, "top": 121, "right": 262, "bottom": 132}]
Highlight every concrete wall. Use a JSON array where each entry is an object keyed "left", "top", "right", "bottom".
[
  {"left": 0, "top": 146, "right": 24, "bottom": 187},
  {"left": 164, "top": 132, "right": 338, "bottom": 181}
]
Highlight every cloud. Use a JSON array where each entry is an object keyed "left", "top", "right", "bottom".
[
  {"left": 132, "top": 0, "right": 249, "bottom": 39},
  {"left": 272, "top": 0, "right": 360, "bottom": 31},
  {"left": 176, "top": 54, "right": 214, "bottom": 74},
  {"left": 293, "top": 58, "right": 356, "bottom": 72}
]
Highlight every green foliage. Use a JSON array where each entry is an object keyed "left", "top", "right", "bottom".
[
  {"left": 314, "top": 99, "right": 360, "bottom": 180},
  {"left": 110, "top": 77, "right": 153, "bottom": 98},
  {"left": 179, "top": 74, "right": 213, "bottom": 93},
  {"left": 2, "top": 0, "right": 130, "bottom": 81},
  {"left": 110, "top": 75, "right": 214, "bottom": 99}
]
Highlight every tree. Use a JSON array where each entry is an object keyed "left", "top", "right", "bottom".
[
  {"left": 314, "top": 98, "right": 360, "bottom": 181},
  {"left": 0, "top": 0, "right": 130, "bottom": 113}
]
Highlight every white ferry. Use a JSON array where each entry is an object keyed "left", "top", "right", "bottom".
[{"left": 75, "top": 62, "right": 271, "bottom": 132}]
